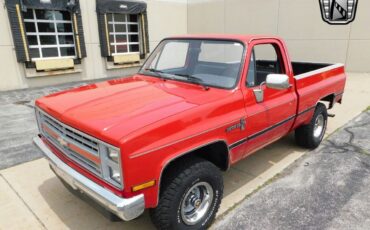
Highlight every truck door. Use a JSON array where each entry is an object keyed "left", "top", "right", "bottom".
[{"left": 241, "top": 40, "right": 297, "bottom": 157}]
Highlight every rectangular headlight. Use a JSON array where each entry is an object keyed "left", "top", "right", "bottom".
[
  {"left": 109, "top": 167, "right": 121, "bottom": 184},
  {"left": 100, "top": 144, "right": 123, "bottom": 189},
  {"left": 108, "top": 148, "right": 120, "bottom": 163}
]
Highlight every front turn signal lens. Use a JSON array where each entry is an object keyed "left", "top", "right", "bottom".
[{"left": 132, "top": 180, "right": 156, "bottom": 192}]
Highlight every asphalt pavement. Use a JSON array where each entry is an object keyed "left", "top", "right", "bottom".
[
  {"left": 0, "top": 82, "right": 84, "bottom": 170},
  {"left": 213, "top": 110, "right": 370, "bottom": 230}
]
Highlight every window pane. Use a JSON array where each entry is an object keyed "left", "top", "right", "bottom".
[
  {"left": 143, "top": 40, "right": 244, "bottom": 88},
  {"left": 199, "top": 42, "right": 244, "bottom": 63},
  {"left": 35, "top": 10, "right": 54, "bottom": 20},
  {"left": 254, "top": 44, "right": 277, "bottom": 61},
  {"left": 128, "top": 24, "right": 138, "bottom": 32},
  {"left": 115, "top": 24, "right": 126, "bottom": 32},
  {"left": 23, "top": 9, "right": 34, "bottom": 19},
  {"left": 129, "top": 34, "right": 139, "bottom": 43},
  {"left": 109, "top": 35, "right": 115, "bottom": 43},
  {"left": 38, "top": 23, "right": 55, "bottom": 32},
  {"left": 58, "top": 35, "right": 74, "bottom": 44},
  {"left": 110, "top": 45, "right": 115, "bottom": 53},
  {"left": 114, "top": 14, "right": 126, "bottom": 22},
  {"left": 27, "top": 36, "right": 38, "bottom": 45},
  {"left": 107, "top": 14, "right": 113, "bottom": 22},
  {"left": 57, "top": 23, "right": 73, "bottom": 32},
  {"left": 128, "top": 15, "right": 138, "bottom": 22},
  {"left": 40, "top": 36, "right": 56, "bottom": 45},
  {"left": 25, "top": 22, "right": 36, "bottom": 32},
  {"left": 253, "top": 44, "right": 283, "bottom": 85},
  {"left": 108, "top": 24, "right": 114, "bottom": 32},
  {"left": 157, "top": 42, "right": 189, "bottom": 70},
  {"left": 130, "top": 44, "right": 139, "bottom": 52},
  {"left": 116, "top": 45, "right": 128, "bottom": 53},
  {"left": 42, "top": 48, "right": 58, "bottom": 57},
  {"left": 116, "top": 35, "right": 127, "bottom": 43},
  {"left": 247, "top": 52, "right": 256, "bottom": 87},
  {"left": 60, "top": 47, "right": 75, "bottom": 56},
  {"left": 54, "top": 11, "right": 71, "bottom": 21},
  {"left": 29, "top": 48, "right": 40, "bottom": 58}
]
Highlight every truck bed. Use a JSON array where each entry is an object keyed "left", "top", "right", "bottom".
[
  {"left": 292, "top": 61, "right": 332, "bottom": 76},
  {"left": 293, "top": 62, "right": 346, "bottom": 129}
]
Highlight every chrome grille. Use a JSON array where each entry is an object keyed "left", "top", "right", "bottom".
[{"left": 37, "top": 109, "right": 101, "bottom": 176}]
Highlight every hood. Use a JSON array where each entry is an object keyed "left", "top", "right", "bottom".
[{"left": 36, "top": 75, "right": 232, "bottom": 145}]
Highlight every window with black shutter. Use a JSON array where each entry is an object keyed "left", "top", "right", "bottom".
[
  {"left": 5, "top": 0, "right": 86, "bottom": 72},
  {"left": 96, "top": 0, "right": 149, "bottom": 66}
]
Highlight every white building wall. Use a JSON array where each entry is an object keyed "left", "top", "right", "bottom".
[
  {"left": 187, "top": 0, "right": 370, "bottom": 73},
  {"left": 0, "top": 0, "right": 188, "bottom": 91},
  {"left": 1, "top": 0, "right": 369, "bottom": 91}
]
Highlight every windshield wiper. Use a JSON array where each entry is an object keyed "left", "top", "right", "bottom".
[
  {"left": 144, "top": 68, "right": 164, "bottom": 74},
  {"left": 142, "top": 68, "right": 171, "bottom": 81},
  {"left": 173, "top": 73, "right": 210, "bottom": 90}
]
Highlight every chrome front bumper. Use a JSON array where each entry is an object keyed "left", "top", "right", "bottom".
[{"left": 33, "top": 136, "right": 145, "bottom": 221}]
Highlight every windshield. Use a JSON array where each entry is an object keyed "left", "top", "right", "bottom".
[{"left": 140, "top": 39, "right": 245, "bottom": 89}]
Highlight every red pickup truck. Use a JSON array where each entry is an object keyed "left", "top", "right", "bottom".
[{"left": 34, "top": 35, "right": 346, "bottom": 229}]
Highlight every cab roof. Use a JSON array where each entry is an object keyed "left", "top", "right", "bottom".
[{"left": 168, "top": 34, "right": 282, "bottom": 44}]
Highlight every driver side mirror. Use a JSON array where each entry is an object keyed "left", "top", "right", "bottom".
[
  {"left": 253, "top": 74, "right": 291, "bottom": 103},
  {"left": 266, "top": 74, "right": 291, "bottom": 90}
]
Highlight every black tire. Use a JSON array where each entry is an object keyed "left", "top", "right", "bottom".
[
  {"left": 150, "top": 158, "right": 223, "bottom": 230},
  {"left": 295, "top": 103, "right": 328, "bottom": 149}
]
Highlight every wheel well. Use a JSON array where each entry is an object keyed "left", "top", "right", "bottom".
[
  {"left": 159, "top": 141, "right": 229, "bottom": 193},
  {"left": 320, "top": 94, "right": 335, "bottom": 109}
]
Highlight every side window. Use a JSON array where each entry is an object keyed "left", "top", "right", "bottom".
[
  {"left": 156, "top": 42, "right": 189, "bottom": 70},
  {"left": 247, "top": 50, "right": 256, "bottom": 87},
  {"left": 246, "top": 44, "right": 284, "bottom": 87}
]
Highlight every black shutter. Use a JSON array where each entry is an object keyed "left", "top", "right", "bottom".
[
  {"left": 96, "top": 0, "right": 147, "bottom": 14},
  {"left": 74, "top": 10, "right": 87, "bottom": 58},
  {"left": 5, "top": 0, "right": 30, "bottom": 63},
  {"left": 97, "top": 13, "right": 110, "bottom": 57},
  {"left": 142, "top": 10, "right": 150, "bottom": 55},
  {"left": 21, "top": 0, "right": 79, "bottom": 11}
]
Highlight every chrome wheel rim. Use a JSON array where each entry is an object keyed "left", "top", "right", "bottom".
[
  {"left": 181, "top": 182, "right": 214, "bottom": 226},
  {"left": 314, "top": 114, "right": 325, "bottom": 138}
]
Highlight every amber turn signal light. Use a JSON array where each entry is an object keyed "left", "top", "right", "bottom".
[{"left": 132, "top": 180, "right": 156, "bottom": 192}]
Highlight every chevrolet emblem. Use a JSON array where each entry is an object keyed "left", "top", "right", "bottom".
[{"left": 57, "top": 137, "right": 68, "bottom": 147}]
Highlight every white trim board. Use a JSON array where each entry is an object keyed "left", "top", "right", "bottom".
[{"left": 294, "top": 63, "right": 344, "bottom": 80}]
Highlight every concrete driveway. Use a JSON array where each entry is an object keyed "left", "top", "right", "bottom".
[
  {"left": 0, "top": 83, "right": 85, "bottom": 170},
  {"left": 0, "top": 73, "right": 370, "bottom": 229}
]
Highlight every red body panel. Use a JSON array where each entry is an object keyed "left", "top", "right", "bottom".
[
  {"left": 293, "top": 65, "right": 346, "bottom": 129},
  {"left": 35, "top": 35, "right": 347, "bottom": 208}
]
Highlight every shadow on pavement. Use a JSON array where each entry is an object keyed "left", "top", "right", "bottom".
[{"left": 38, "top": 177, "right": 155, "bottom": 230}]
